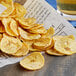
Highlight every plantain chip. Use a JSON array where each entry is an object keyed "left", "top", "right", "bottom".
[
  {"left": 0, "top": 34, "right": 3, "bottom": 40},
  {"left": 0, "top": 0, "right": 14, "bottom": 17},
  {"left": 29, "top": 24, "right": 43, "bottom": 30},
  {"left": 29, "top": 45, "right": 42, "bottom": 52},
  {"left": 0, "top": 34, "right": 3, "bottom": 50},
  {"left": 15, "top": 17, "right": 33, "bottom": 29},
  {"left": 53, "top": 35, "right": 75, "bottom": 42},
  {"left": 2, "top": 18, "right": 17, "bottom": 36},
  {"left": 28, "top": 26, "right": 47, "bottom": 34},
  {"left": 25, "top": 18, "right": 36, "bottom": 24},
  {"left": 18, "top": 27, "right": 41, "bottom": 40},
  {"left": 65, "top": 35, "right": 75, "bottom": 40},
  {"left": 46, "top": 38, "right": 54, "bottom": 50},
  {"left": 0, "top": 21, "right": 5, "bottom": 33},
  {"left": 13, "top": 43, "right": 29, "bottom": 57},
  {"left": 20, "top": 52, "right": 45, "bottom": 70},
  {"left": 41, "top": 27, "right": 55, "bottom": 38},
  {"left": 33, "top": 38, "right": 52, "bottom": 50},
  {"left": 46, "top": 48, "right": 64, "bottom": 56},
  {"left": 54, "top": 37, "right": 76, "bottom": 55},
  {"left": 10, "top": 18, "right": 19, "bottom": 36},
  {"left": 14, "top": 3, "right": 27, "bottom": 17},
  {"left": 1, "top": 34, "right": 22, "bottom": 54}
]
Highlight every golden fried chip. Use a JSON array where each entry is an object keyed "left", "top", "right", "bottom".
[
  {"left": 21, "top": 39, "right": 42, "bottom": 52},
  {"left": 10, "top": 19, "right": 19, "bottom": 36},
  {"left": 16, "top": 17, "right": 36, "bottom": 28},
  {"left": 18, "top": 27, "right": 41, "bottom": 40},
  {"left": 47, "top": 27, "right": 55, "bottom": 36},
  {"left": 29, "top": 24, "right": 43, "bottom": 30},
  {"left": 53, "top": 36, "right": 63, "bottom": 42},
  {"left": 1, "top": 35, "right": 22, "bottom": 54},
  {"left": 0, "top": 21, "right": 5, "bottom": 33},
  {"left": 10, "top": 3, "right": 26, "bottom": 18},
  {"left": 28, "top": 27, "right": 47, "bottom": 34},
  {"left": 28, "top": 43, "right": 42, "bottom": 52},
  {"left": 54, "top": 37, "right": 76, "bottom": 55},
  {"left": 20, "top": 52, "right": 45, "bottom": 70},
  {"left": 46, "top": 48, "right": 64, "bottom": 56},
  {"left": 53, "top": 35, "right": 75, "bottom": 42},
  {"left": 33, "top": 38, "right": 52, "bottom": 50},
  {"left": 0, "top": 34, "right": 3, "bottom": 40},
  {"left": 2, "top": 18, "right": 16, "bottom": 36},
  {"left": 25, "top": 18, "right": 36, "bottom": 24},
  {"left": 46, "top": 38, "right": 54, "bottom": 50},
  {"left": 22, "top": 39, "right": 34, "bottom": 45},
  {"left": 9, "top": 9, "right": 16, "bottom": 17},
  {"left": 0, "top": 34, "right": 3, "bottom": 50},
  {"left": 0, "top": 7, "right": 14, "bottom": 17},
  {"left": 14, "top": 3, "right": 27, "bottom": 17},
  {"left": 0, "top": 34, "right": 3, "bottom": 49},
  {"left": 42, "top": 27, "right": 55, "bottom": 38},
  {"left": 29, "top": 46, "right": 42, "bottom": 52},
  {"left": 65, "top": 35, "right": 75, "bottom": 40},
  {"left": 13, "top": 43, "right": 29, "bottom": 57},
  {"left": 0, "top": 0, "right": 13, "bottom": 5},
  {"left": 0, "top": 0, "right": 13, "bottom": 8},
  {"left": 0, "top": 1, "right": 10, "bottom": 8},
  {"left": 0, "top": 0, "right": 14, "bottom": 17},
  {"left": 0, "top": 41, "right": 1, "bottom": 50},
  {"left": 15, "top": 18, "right": 33, "bottom": 29}
]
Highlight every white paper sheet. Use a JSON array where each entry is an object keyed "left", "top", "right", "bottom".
[
  {"left": 24, "top": 0, "right": 76, "bottom": 36},
  {"left": 0, "top": 0, "right": 76, "bottom": 68}
]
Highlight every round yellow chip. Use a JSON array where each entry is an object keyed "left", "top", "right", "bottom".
[
  {"left": 53, "top": 36, "right": 64, "bottom": 42},
  {"left": 25, "top": 18, "right": 36, "bottom": 25},
  {"left": 0, "top": 0, "right": 14, "bottom": 17},
  {"left": 0, "top": 34, "right": 3, "bottom": 49},
  {"left": 29, "top": 24, "right": 43, "bottom": 30},
  {"left": 10, "top": 19, "right": 19, "bottom": 36},
  {"left": 28, "top": 43, "right": 42, "bottom": 52},
  {"left": 15, "top": 17, "right": 36, "bottom": 28},
  {"left": 1, "top": 35, "right": 22, "bottom": 54},
  {"left": 22, "top": 39, "right": 41, "bottom": 51},
  {"left": 20, "top": 52, "right": 45, "bottom": 70},
  {"left": 41, "top": 27, "right": 55, "bottom": 38},
  {"left": 9, "top": 9, "right": 16, "bottom": 17},
  {"left": 28, "top": 27, "right": 47, "bottom": 34},
  {"left": 29, "top": 45, "right": 42, "bottom": 52},
  {"left": 65, "top": 35, "right": 75, "bottom": 40},
  {"left": 0, "top": 1, "right": 10, "bottom": 8},
  {"left": 33, "top": 38, "right": 52, "bottom": 50},
  {"left": 0, "top": 7, "right": 14, "bottom": 17},
  {"left": 46, "top": 48, "right": 64, "bottom": 56},
  {"left": 14, "top": 3, "right": 27, "bottom": 17},
  {"left": 0, "top": 21, "right": 5, "bottom": 33},
  {"left": 54, "top": 37, "right": 76, "bottom": 55},
  {"left": 53, "top": 35, "right": 75, "bottom": 42},
  {"left": 15, "top": 18, "right": 33, "bottom": 29},
  {"left": 0, "top": 0, "right": 13, "bottom": 6},
  {"left": 18, "top": 27, "right": 41, "bottom": 40},
  {"left": 10, "top": 3, "right": 27, "bottom": 18},
  {"left": 46, "top": 38, "right": 54, "bottom": 50},
  {"left": 0, "top": 34, "right": 3, "bottom": 39},
  {"left": 2, "top": 18, "right": 16, "bottom": 36},
  {"left": 13, "top": 43, "right": 29, "bottom": 57},
  {"left": 28, "top": 24, "right": 47, "bottom": 34}
]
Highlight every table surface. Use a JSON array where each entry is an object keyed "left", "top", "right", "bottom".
[
  {"left": 1, "top": 53, "right": 76, "bottom": 76},
  {"left": 0, "top": 0, "right": 76, "bottom": 76}
]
